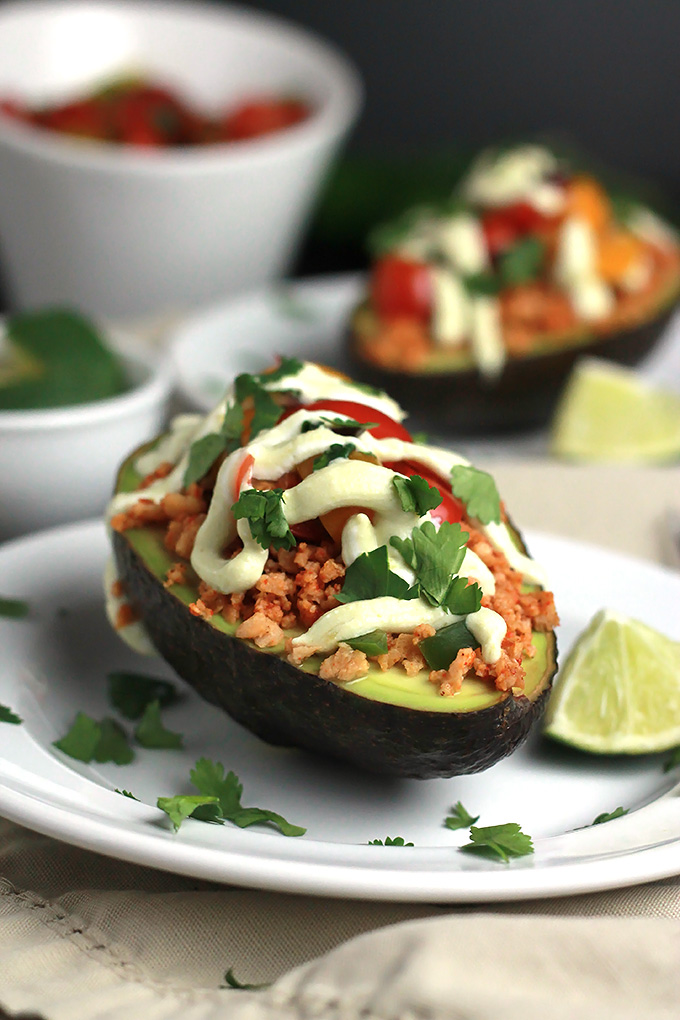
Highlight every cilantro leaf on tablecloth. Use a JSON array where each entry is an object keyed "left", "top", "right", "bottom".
[
  {"left": 107, "top": 671, "right": 179, "bottom": 720},
  {"left": 0, "top": 596, "right": 30, "bottom": 619},
  {"left": 367, "top": 836, "right": 414, "bottom": 846},
  {"left": 190, "top": 758, "right": 306, "bottom": 837},
  {"left": 221, "top": 968, "right": 271, "bottom": 991},
  {"left": 444, "top": 802, "right": 480, "bottom": 831},
  {"left": 53, "top": 712, "right": 134, "bottom": 765},
  {"left": 134, "top": 700, "right": 183, "bottom": 750},
  {"left": 232, "top": 488, "right": 295, "bottom": 552},
  {"left": 392, "top": 474, "right": 442, "bottom": 516},
  {"left": 312, "top": 442, "right": 356, "bottom": 471},
  {"left": 0, "top": 704, "right": 22, "bottom": 725},
  {"left": 460, "top": 823, "right": 534, "bottom": 862},
  {"left": 420, "top": 621, "right": 477, "bottom": 671},
  {"left": 336, "top": 546, "right": 418, "bottom": 604},
  {"left": 450, "top": 465, "right": 501, "bottom": 525},
  {"left": 156, "top": 795, "right": 221, "bottom": 831}
]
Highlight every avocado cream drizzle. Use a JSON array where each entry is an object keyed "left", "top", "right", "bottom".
[{"left": 107, "top": 363, "right": 548, "bottom": 668}]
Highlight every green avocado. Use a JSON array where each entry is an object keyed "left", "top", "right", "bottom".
[
  {"left": 112, "top": 446, "right": 558, "bottom": 779},
  {"left": 348, "top": 273, "right": 680, "bottom": 433}
]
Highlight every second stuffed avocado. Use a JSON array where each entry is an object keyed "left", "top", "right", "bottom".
[
  {"left": 107, "top": 361, "right": 559, "bottom": 778},
  {"left": 348, "top": 145, "right": 680, "bottom": 432}
]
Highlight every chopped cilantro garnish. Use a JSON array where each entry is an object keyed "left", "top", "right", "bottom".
[
  {"left": 156, "top": 795, "right": 221, "bottom": 831},
  {"left": 0, "top": 596, "right": 30, "bottom": 619},
  {"left": 392, "top": 474, "right": 442, "bottom": 516},
  {"left": 336, "top": 546, "right": 418, "bottom": 604},
  {"left": 221, "top": 968, "right": 271, "bottom": 991},
  {"left": 232, "top": 488, "right": 295, "bottom": 551},
  {"left": 461, "top": 823, "right": 534, "bottom": 862},
  {"left": 368, "top": 836, "right": 414, "bottom": 846},
  {"left": 234, "top": 373, "right": 280, "bottom": 439},
  {"left": 254, "top": 357, "right": 303, "bottom": 383},
  {"left": 134, "top": 700, "right": 183, "bottom": 750},
  {"left": 189, "top": 758, "right": 306, "bottom": 836},
  {"left": 301, "top": 415, "right": 378, "bottom": 436},
  {"left": 450, "top": 465, "right": 501, "bottom": 525},
  {"left": 412, "top": 431, "right": 429, "bottom": 445},
  {"left": 107, "top": 672, "right": 179, "bottom": 720},
  {"left": 444, "top": 802, "right": 479, "bottom": 831},
  {"left": 352, "top": 380, "right": 384, "bottom": 397},
  {"left": 367, "top": 206, "right": 435, "bottom": 256},
  {"left": 0, "top": 704, "right": 22, "bottom": 725},
  {"left": 391, "top": 521, "right": 481, "bottom": 613},
  {"left": 420, "top": 620, "right": 477, "bottom": 670},
  {"left": 463, "top": 271, "right": 501, "bottom": 297},
  {"left": 53, "top": 712, "right": 134, "bottom": 765},
  {"left": 498, "top": 236, "right": 545, "bottom": 287},
  {"left": 347, "top": 630, "right": 389, "bottom": 657},
  {"left": 183, "top": 402, "right": 244, "bottom": 487},
  {"left": 115, "top": 789, "right": 139, "bottom": 800},
  {"left": 591, "top": 807, "right": 628, "bottom": 825},
  {"left": 312, "top": 442, "right": 356, "bottom": 471}
]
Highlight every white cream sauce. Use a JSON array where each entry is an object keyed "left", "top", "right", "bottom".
[
  {"left": 554, "top": 216, "right": 615, "bottom": 321},
  {"left": 463, "top": 145, "right": 565, "bottom": 213}
]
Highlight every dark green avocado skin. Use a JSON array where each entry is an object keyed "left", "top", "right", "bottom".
[
  {"left": 113, "top": 531, "right": 557, "bottom": 779},
  {"left": 348, "top": 301, "right": 678, "bottom": 434}
]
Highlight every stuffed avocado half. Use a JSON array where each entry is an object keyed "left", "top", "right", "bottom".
[
  {"left": 349, "top": 144, "right": 680, "bottom": 432},
  {"left": 107, "top": 360, "right": 558, "bottom": 778}
]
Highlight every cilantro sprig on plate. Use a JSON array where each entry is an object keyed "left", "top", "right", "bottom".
[
  {"left": 461, "top": 823, "right": 534, "bottom": 862},
  {"left": 367, "top": 836, "right": 414, "bottom": 846},
  {"left": 232, "top": 488, "right": 295, "bottom": 551},
  {"left": 0, "top": 704, "right": 22, "bottom": 725},
  {"left": 444, "top": 802, "right": 480, "bottom": 831},
  {"left": 0, "top": 596, "right": 30, "bottom": 619},
  {"left": 53, "top": 713, "right": 135, "bottom": 765}
]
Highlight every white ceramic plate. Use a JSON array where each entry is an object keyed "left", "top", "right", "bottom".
[{"left": 1, "top": 520, "right": 680, "bottom": 903}]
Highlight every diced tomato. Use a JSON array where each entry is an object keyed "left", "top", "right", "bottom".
[
  {"left": 222, "top": 98, "right": 309, "bottom": 141},
  {"left": 233, "top": 453, "right": 254, "bottom": 499},
  {"left": 111, "top": 86, "right": 189, "bottom": 146},
  {"left": 280, "top": 399, "right": 412, "bottom": 443},
  {"left": 482, "top": 210, "right": 520, "bottom": 258},
  {"left": 370, "top": 255, "right": 432, "bottom": 322},
  {"left": 42, "top": 99, "right": 109, "bottom": 140},
  {"left": 385, "top": 459, "right": 464, "bottom": 525}
]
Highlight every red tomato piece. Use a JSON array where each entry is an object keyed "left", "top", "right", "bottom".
[
  {"left": 42, "top": 99, "right": 109, "bottom": 140},
  {"left": 222, "top": 98, "right": 309, "bottom": 141},
  {"left": 281, "top": 399, "right": 412, "bottom": 443},
  {"left": 385, "top": 460, "right": 464, "bottom": 525},
  {"left": 482, "top": 210, "right": 520, "bottom": 257},
  {"left": 233, "top": 452, "right": 254, "bottom": 499},
  {"left": 370, "top": 255, "right": 432, "bottom": 322},
  {"left": 111, "top": 86, "right": 191, "bottom": 146}
]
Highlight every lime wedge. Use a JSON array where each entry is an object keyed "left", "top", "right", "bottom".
[
  {"left": 550, "top": 358, "right": 680, "bottom": 463},
  {"left": 544, "top": 609, "right": 680, "bottom": 754}
]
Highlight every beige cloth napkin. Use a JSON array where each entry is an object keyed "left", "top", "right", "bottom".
[{"left": 1, "top": 461, "right": 679, "bottom": 1020}]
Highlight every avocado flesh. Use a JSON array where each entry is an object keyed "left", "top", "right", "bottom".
[{"left": 113, "top": 446, "right": 557, "bottom": 778}]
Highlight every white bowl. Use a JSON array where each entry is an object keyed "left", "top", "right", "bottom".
[
  {"left": 0, "top": 0, "right": 362, "bottom": 320},
  {"left": 0, "top": 339, "right": 173, "bottom": 540}
]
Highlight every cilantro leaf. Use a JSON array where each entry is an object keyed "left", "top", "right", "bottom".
[
  {"left": 0, "top": 704, "right": 22, "bottom": 725},
  {"left": 420, "top": 621, "right": 477, "bottom": 670},
  {"left": 115, "top": 788, "right": 139, "bottom": 800},
  {"left": 183, "top": 402, "right": 245, "bottom": 487},
  {"left": 336, "top": 546, "right": 418, "bottom": 604},
  {"left": 450, "top": 465, "right": 501, "bottom": 524},
  {"left": 390, "top": 521, "right": 469, "bottom": 608},
  {"left": 591, "top": 807, "right": 628, "bottom": 825},
  {"left": 254, "top": 357, "right": 303, "bottom": 384},
  {"left": 412, "top": 431, "right": 429, "bottom": 445},
  {"left": 444, "top": 802, "right": 480, "bottom": 831},
  {"left": 234, "top": 373, "right": 280, "bottom": 439},
  {"left": 0, "top": 596, "right": 29, "bottom": 619},
  {"left": 221, "top": 968, "right": 271, "bottom": 991},
  {"left": 54, "top": 712, "right": 134, "bottom": 765},
  {"left": 441, "top": 576, "right": 483, "bottom": 615},
  {"left": 664, "top": 748, "right": 680, "bottom": 773},
  {"left": 190, "top": 758, "right": 306, "bottom": 837},
  {"left": 347, "top": 630, "right": 389, "bottom": 657},
  {"left": 232, "top": 488, "right": 295, "bottom": 551},
  {"left": 107, "top": 672, "right": 179, "bottom": 720},
  {"left": 368, "top": 836, "right": 414, "bottom": 846},
  {"left": 392, "top": 475, "right": 442, "bottom": 516},
  {"left": 157, "top": 795, "right": 221, "bottom": 831},
  {"left": 463, "top": 271, "right": 501, "bottom": 297},
  {"left": 498, "top": 236, "right": 545, "bottom": 287},
  {"left": 134, "top": 700, "right": 183, "bottom": 750},
  {"left": 461, "top": 823, "right": 534, "bottom": 862},
  {"left": 312, "top": 442, "right": 356, "bottom": 471}
]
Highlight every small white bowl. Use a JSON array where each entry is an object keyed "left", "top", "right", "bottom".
[
  {"left": 0, "top": 0, "right": 362, "bottom": 320},
  {"left": 0, "top": 339, "right": 173, "bottom": 540}
]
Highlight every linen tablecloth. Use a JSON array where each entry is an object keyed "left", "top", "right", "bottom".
[{"left": 1, "top": 461, "right": 679, "bottom": 1020}]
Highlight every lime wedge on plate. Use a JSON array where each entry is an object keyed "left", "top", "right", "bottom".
[
  {"left": 550, "top": 358, "right": 680, "bottom": 462},
  {"left": 544, "top": 609, "right": 680, "bottom": 754}
]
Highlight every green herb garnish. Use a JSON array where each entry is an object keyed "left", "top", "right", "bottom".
[
  {"left": 134, "top": 700, "right": 183, "bottom": 750},
  {"left": 392, "top": 474, "right": 442, "bottom": 516},
  {"left": 412, "top": 431, "right": 429, "bottom": 445},
  {"left": 463, "top": 271, "right": 501, "bottom": 297},
  {"left": 156, "top": 795, "right": 221, "bottom": 831},
  {"left": 221, "top": 968, "right": 271, "bottom": 991},
  {"left": 420, "top": 620, "right": 477, "bottom": 671},
  {"left": 183, "top": 402, "right": 244, "bottom": 487},
  {"left": 53, "top": 713, "right": 134, "bottom": 765},
  {"left": 460, "top": 823, "right": 534, "bottom": 862},
  {"left": 498, "top": 236, "right": 545, "bottom": 287},
  {"left": 312, "top": 442, "right": 356, "bottom": 471},
  {"left": 664, "top": 748, "right": 680, "bottom": 773},
  {"left": 187, "top": 758, "right": 306, "bottom": 836},
  {"left": 0, "top": 704, "right": 22, "bottom": 725},
  {"left": 336, "top": 546, "right": 418, "bottom": 604},
  {"left": 115, "top": 789, "right": 139, "bottom": 800},
  {"left": 347, "top": 630, "right": 389, "bottom": 657},
  {"left": 368, "top": 836, "right": 414, "bottom": 846},
  {"left": 107, "top": 672, "right": 179, "bottom": 720},
  {"left": 231, "top": 488, "right": 295, "bottom": 551},
  {"left": 450, "top": 465, "right": 501, "bottom": 525},
  {"left": 234, "top": 373, "right": 281, "bottom": 439},
  {"left": 444, "top": 802, "right": 480, "bottom": 831},
  {"left": 591, "top": 807, "right": 628, "bottom": 825},
  {"left": 0, "top": 596, "right": 30, "bottom": 619},
  {"left": 391, "top": 521, "right": 481, "bottom": 613},
  {"left": 254, "top": 357, "right": 303, "bottom": 383},
  {"left": 301, "top": 416, "right": 377, "bottom": 436},
  {"left": 367, "top": 205, "right": 435, "bottom": 257}
]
